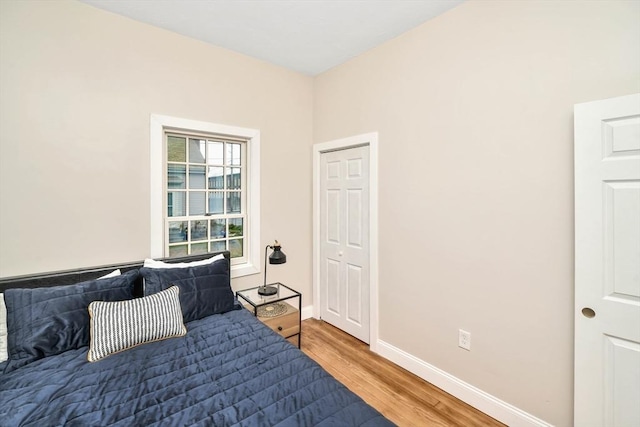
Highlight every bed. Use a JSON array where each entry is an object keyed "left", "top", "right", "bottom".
[{"left": 0, "top": 252, "right": 393, "bottom": 426}]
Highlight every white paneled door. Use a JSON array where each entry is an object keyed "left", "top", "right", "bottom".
[
  {"left": 575, "top": 93, "right": 640, "bottom": 427},
  {"left": 320, "top": 146, "right": 370, "bottom": 343}
]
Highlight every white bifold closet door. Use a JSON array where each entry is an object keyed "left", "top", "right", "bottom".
[{"left": 319, "top": 145, "right": 370, "bottom": 344}]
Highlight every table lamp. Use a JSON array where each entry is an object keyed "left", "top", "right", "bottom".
[{"left": 258, "top": 240, "right": 287, "bottom": 296}]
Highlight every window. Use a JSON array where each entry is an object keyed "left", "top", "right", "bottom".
[
  {"left": 150, "top": 115, "right": 260, "bottom": 278},
  {"left": 165, "top": 132, "right": 247, "bottom": 260}
]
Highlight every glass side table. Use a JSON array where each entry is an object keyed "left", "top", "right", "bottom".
[{"left": 236, "top": 282, "right": 302, "bottom": 348}]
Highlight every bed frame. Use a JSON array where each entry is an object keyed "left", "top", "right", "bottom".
[{"left": 0, "top": 252, "right": 230, "bottom": 295}]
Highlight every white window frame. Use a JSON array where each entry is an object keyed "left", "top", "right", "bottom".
[{"left": 150, "top": 114, "right": 260, "bottom": 278}]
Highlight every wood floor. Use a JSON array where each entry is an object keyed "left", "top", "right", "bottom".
[{"left": 300, "top": 319, "right": 505, "bottom": 427}]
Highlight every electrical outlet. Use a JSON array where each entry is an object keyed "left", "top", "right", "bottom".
[{"left": 458, "top": 329, "right": 471, "bottom": 351}]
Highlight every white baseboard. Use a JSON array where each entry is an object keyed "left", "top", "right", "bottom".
[
  {"left": 301, "top": 305, "right": 314, "bottom": 321},
  {"left": 375, "top": 340, "right": 554, "bottom": 427}
]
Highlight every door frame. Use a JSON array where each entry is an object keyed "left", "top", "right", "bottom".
[{"left": 312, "top": 132, "right": 379, "bottom": 352}]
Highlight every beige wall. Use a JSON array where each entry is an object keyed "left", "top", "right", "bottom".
[
  {"left": 314, "top": 1, "right": 640, "bottom": 425},
  {"left": 0, "top": 0, "right": 314, "bottom": 295}
]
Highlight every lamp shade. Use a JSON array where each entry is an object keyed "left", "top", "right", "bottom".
[{"left": 269, "top": 243, "right": 287, "bottom": 265}]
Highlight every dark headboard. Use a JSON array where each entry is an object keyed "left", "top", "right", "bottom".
[{"left": 0, "top": 251, "right": 231, "bottom": 296}]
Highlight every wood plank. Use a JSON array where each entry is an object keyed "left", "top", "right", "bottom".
[{"left": 301, "top": 318, "right": 505, "bottom": 427}]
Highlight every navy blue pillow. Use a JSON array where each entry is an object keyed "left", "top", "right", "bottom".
[
  {"left": 140, "top": 258, "right": 233, "bottom": 322},
  {"left": 3, "top": 270, "right": 137, "bottom": 373}
]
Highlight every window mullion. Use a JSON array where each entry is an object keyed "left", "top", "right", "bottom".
[
  {"left": 186, "top": 156, "right": 190, "bottom": 254},
  {"left": 222, "top": 141, "right": 228, "bottom": 249}
]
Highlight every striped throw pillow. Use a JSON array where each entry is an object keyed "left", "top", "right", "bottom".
[{"left": 87, "top": 286, "right": 186, "bottom": 362}]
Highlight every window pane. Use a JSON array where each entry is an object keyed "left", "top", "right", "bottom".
[
  {"left": 190, "top": 220, "right": 207, "bottom": 241},
  {"left": 226, "top": 143, "right": 241, "bottom": 166},
  {"left": 167, "top": 192, "right": 186, "bottom": 217},
  {"left": 226, "top": 167, "right": 241, "bottom": 190},
  {"left": 169, "top": 245, "right": 188, "bottom": 257},
  {"left": 229, "top": 238, "right": 243, "bottom": 258},
  {"left": 229, "top": 218, "right": 243, "bottom": 237},
  {"left": 211, "top": 240, "right": 226, "bottom": 252},
  {"left": 167, "top": 136, "right": 186, "bottom": 162},
  {"left": 168, "top": 164, "right": 186, "bottom": 189},
  {"left": 227, "top": 192, "right": 241, "bottom": 214},
  {"left": 208, "top": 167, "right": 224, "bottom": 189},
  {"left": 189, "top": 192, "right": 206, "bottom": 215},
  {"left": 189, "top": 139, "right": 206, "bottom": 163},
  {"left": 207, "top": 141, "right": 224, "bottom": 165},
  {"left": 191, "top": 242, "right": 208, "bottom": 254},
  {"left": 208, "top": 192, "right": 224, "bottom": 214},
  {"left": 189, "top": 166, "right": 206, "bottom": 189},
  {"left": 211, "top": 219, "right": 226, "bottom": 238},
  {"left": 168, "top": 221, "right": 188, "bottom": 243}
]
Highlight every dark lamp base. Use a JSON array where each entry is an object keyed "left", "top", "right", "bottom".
[{"left": 258, "top": 285, "right": 278, "bottom": 296}]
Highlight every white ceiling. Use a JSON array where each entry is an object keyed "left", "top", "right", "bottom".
[{"left": 81, "top": 0, "right": 464, "bottom": 76}]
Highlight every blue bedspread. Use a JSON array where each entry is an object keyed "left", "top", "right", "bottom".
[{"left": 0, "top": 309, "right": 393, "bottom": 426}]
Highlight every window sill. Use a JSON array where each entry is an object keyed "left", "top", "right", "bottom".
[{"left": 231, "top": 262, "right": 260, "bottom": 279}]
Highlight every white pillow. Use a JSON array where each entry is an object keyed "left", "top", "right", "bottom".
[
  {"left": 143, "top": 254, "right": 224, "bottom": 269},
  {"left": 99, "top": 269, "right": 121, "bottom": 279},
  {"left": 0, "top": 293, "right": 6, "bottom": 363},
  {"left": 0, "top": 269, "right": 121, "bottom": 363}
]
